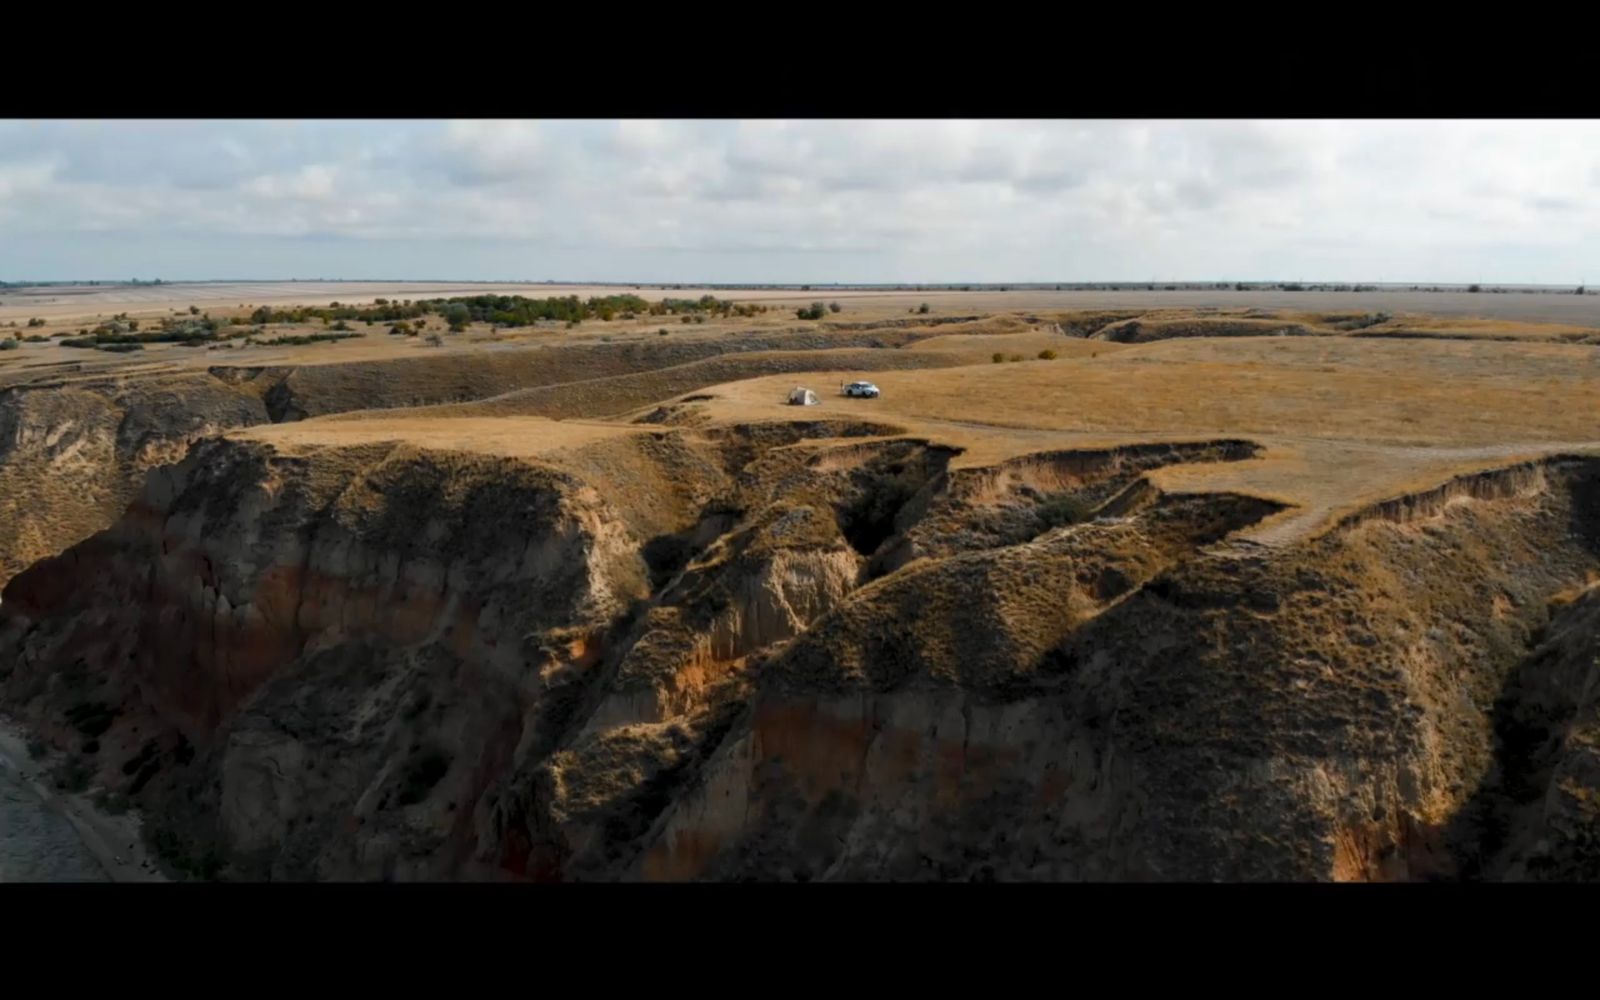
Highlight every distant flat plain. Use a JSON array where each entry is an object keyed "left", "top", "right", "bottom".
[{"left": 5, "top": 281, "right": 1600, "bottom": 328}]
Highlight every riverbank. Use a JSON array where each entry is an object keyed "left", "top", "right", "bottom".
[{"left": 0, "top": 716, "right": 169, "bottom": 882}]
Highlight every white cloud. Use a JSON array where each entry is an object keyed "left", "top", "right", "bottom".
[
  {"left": 0, "top": 158, "right": 57, "bottom": 202},
  {"left": 0, "top": 119, "right": 1596, "bottom": 283},
  {"left": 433, "top": 120, "right": 549, "bottom": 185},
  {"left": 243, "top": 163, "right": 339, "bottom": 201}
]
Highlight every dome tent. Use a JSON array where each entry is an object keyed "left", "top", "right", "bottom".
[{"left": 787, "top": 386, "right": 819, "bottom": 406}]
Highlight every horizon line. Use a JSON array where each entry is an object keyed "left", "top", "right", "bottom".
[{"left": 1, "top": 279, "right": 1590, "bottom": 290}]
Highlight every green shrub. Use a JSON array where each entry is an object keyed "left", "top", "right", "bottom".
[
  {"left": 0, "top": 339, "right": 17, "bottom": 351},
  {"left": 253, "top": 332, "right": 359, "bottom": 346},
  {"left": 1036, "top": 493, "right": 1091, "bottom": 530},
  {"left": 829, "top": 302, "right": 842, "bottom": 313},
  {"left": 1038, "top": 349, "right": 1058, "bottom": 360},
  {"left": 1008, "top": 354, "right": 1024, "bottom": 362},
  {"left": 917, "top": 303, "right": 931, "bottom": 314},
  {"left": 658, "top": 328, "right": 669, "bottom": 336},
  {"left": 26, "top": 317, "right": 45, "bottom": 327},
  {"left": 796, "top": 302, "right": 828, "bottom": 320},
  {"left": 60, "top": 315, "right": 223, "bottom": 349},
  {"left": 992, "top": 352, "right": 1004, "bottom": 363}
]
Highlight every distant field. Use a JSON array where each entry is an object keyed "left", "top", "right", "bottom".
[{"left": 6, "top": 281, "right": 1600, "bottom": 328}]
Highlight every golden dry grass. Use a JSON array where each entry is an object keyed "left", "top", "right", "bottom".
[
  {"left": 677, "top": 335, "right": 1600, "bottom": 543},
  {"left": 698, "top": 338, "right": 1600, "bottom": 444},
  {"left": 906, "top": 331, "right": 1129, "bottom": 362}
]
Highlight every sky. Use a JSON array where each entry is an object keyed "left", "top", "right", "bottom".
[{"left": 0, "top": 120, "right": 1595, "bottom": 285}]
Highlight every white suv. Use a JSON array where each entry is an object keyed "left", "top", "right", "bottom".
[{"left": 843, "top": 381, "right": 881, "bottom": 398}]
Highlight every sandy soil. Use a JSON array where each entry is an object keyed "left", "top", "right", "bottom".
[{"left": 0, "top": 717, "right": 168, "bottom": 882}]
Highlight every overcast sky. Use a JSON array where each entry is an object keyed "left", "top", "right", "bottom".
[{"left": 0, "top": 120, "right": 1594, "bottom": 284}]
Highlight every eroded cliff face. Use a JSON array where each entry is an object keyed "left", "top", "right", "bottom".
[
  {"left": 2, "top": 408, "right": 1598, "bottom": 881},
  {"left": 0, "top": 431, "right": 698, "bottom": 877},
  {"left": 1480, "top": 583, "right": 1600, "bottom": 880},
  {"left": 0, "top": 374, "right": 268, "bottom": 585},
  {"left": 642, "top": 458, "right": 1600, "bottom": 882}
]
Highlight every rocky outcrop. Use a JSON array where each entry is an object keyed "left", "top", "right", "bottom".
[
  {"left": 880, "top": 440, "right": 1263, "bottom": 572},
  {"left": 0, "top": 374, "right": 268, "bottom": 586},
  {"left": 1446, "top": 545, "right": 1600, "bottom": 881},
  {"left": 3, "top": 411, "right": 1597, "bottom": 881},
  {"left": 639, "top": 458, "right": 1600, "bottom": 881},
  {"left": 0, "top": 435, "right": 660, "bottom": 878},
  {"left": 0, "top": 418, "right": 933, "bottom": 879},
  {"left": 1094, "top": 318, "right": 1316, "bottom": 343},
  {"left": 1331, "top": 458, "right": 1555, "bottom": 530}
]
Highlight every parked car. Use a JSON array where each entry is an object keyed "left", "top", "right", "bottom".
[{"left": 842, "top": 380, "right": 880, "bottom": 398}]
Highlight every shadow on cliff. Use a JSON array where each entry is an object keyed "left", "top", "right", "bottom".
[{"left": 1441, "top": 460, "right": 1600, "bottom": 881}]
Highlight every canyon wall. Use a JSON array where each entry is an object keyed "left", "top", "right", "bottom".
[{"left": 2, "top": 405, "right": 1597, "bottom": 880}]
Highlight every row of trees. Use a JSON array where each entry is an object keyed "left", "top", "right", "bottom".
[
  {"left": 247, "top": 300, "right": 432, "bottom": 326},
  {"left": 60, "top": 315, "right": 223, "bottom": 349},
  {"left": 992, "top": 350, "right": 1058, "bottom": 363},
  {"left": 654, "top": 295, "right": 768, "bottom": 318},
  {"left": 796, "top": 301, "right": 845, "bottom": 320},
  {"left": 237, "top": 293, "right": 773, "bottom": 332}
]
